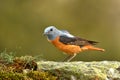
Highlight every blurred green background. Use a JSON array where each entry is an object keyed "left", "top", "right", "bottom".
[{"left": 0, "top": 0, "right": 120, "bottom": 61}]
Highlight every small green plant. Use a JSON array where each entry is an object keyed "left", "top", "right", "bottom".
[{"left": 0, "top": 49, "right": 15, "bottom": 64}]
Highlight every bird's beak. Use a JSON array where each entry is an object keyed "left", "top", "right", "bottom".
[
  {"left": 43, "top": 31, "right": 50, "bottom": 36},
  {"left": 43, "top": 32, "right": 49, "bottom": 36}
]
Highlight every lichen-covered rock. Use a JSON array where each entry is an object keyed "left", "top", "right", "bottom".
[{"left": 37, "top": 61, "right": 120, "bottom": 80}]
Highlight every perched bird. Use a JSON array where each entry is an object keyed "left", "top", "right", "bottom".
[{"left": 44, "top": 26, "right": 105, "bottom": 62}]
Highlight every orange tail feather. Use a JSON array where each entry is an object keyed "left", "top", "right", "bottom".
[{"left": 81, "top": 45, "right": 105, "bottom": 52}]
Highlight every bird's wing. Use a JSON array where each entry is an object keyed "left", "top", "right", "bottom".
[{"left": 59, "top": 36, "right": 98, "bottom": 47}]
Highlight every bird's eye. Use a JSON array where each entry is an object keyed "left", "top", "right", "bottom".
[{"left": 50, "top": 28, "right": 53, "bottom": 31}]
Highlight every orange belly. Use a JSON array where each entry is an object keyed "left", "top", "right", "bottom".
[{"left": 49, "top": 37, "right": 82, "bottom": 55}]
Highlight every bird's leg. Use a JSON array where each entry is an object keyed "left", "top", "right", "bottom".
[
  {"left": 63, "top": 55, "right": 71, "bottom": 62},
  {"left": 67, "top": 54, "right": 77, "bottom": 62},
  {"left": 63, "top": 54, "right": 77, "bottom": 62}
]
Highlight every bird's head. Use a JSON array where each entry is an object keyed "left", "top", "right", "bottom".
[{"left": 44, "top": 26, "right": 61, "bottom": 40}]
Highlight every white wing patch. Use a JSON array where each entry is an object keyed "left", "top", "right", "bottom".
[{"left": 60, "top": 30, "right": 74, "bottom": 38}]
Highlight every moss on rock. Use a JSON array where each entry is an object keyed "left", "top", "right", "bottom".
[
  {"left": 0, "top": 51, "right": 57, "bottom": 80},
  {"left": 27, "top": 71, "right": 57, "bottom": 80}
]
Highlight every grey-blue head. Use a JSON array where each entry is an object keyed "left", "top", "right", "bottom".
[
  {"left": 44, "top": 26, "right": 74, "bottom": 40},
  {"left": 44, "top": 26, "right": 62, "bottom": 40}
]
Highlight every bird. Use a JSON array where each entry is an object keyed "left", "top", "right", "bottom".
[{"left": 43, "top": 26, "right": 105, "bottom": 62}]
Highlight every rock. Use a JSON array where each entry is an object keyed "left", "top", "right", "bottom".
[{"left": 37, "top": 61, "right": 120, "bottom": 80}]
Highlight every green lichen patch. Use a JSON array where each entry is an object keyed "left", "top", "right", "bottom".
[{"left": 37, "top": 61, "right": 120, "bottom": 80}]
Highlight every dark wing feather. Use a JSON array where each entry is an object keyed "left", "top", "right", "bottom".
[{"left": 59, "top": 36, "right": 98, "bottom": 47}]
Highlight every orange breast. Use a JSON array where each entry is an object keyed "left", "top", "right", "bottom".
[{"left": 49, "top": 37, "right": 82, "bottom": 55}]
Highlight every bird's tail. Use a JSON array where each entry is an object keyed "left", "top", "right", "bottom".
[{"left": 81, "top": 45, "right": 105, "bottom": 52}]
